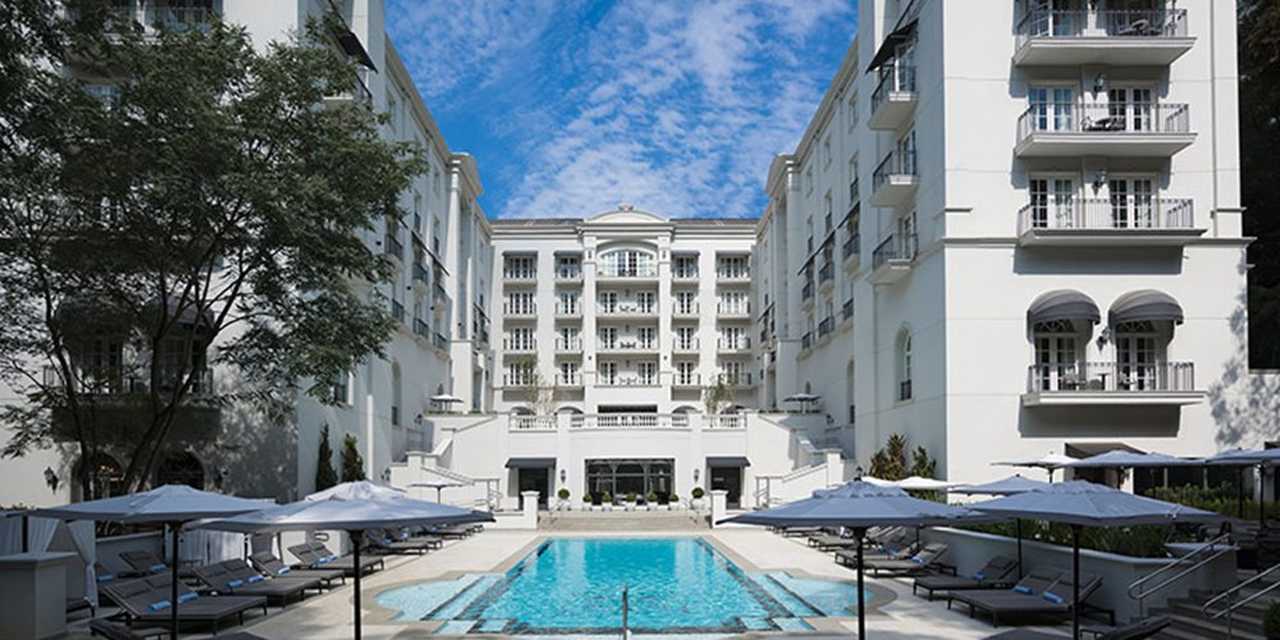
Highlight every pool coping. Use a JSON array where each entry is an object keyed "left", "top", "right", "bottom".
[{"left": 364, "top": 532, "right": 897, "bottom": 636}]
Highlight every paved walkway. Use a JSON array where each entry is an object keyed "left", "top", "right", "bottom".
[{"left": 71, "top": 528, "right": 1073, "bottom": 639}]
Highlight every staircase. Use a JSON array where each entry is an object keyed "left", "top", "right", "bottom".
[{"left": 1147, "top": 569, "right": 1280, "bottom": 639}]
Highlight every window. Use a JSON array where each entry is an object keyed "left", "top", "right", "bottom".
[
  {"left": 84, "top": 83, "right": 121, "bottom": 107},
  {"left": 897, "top": 128, "right": 917, "bottom": 175},
  {"left": 848, "top": 154, "right": 860, "bottom": 205},
  {"left": 675, "top": 326, "right": 697, "bottom": 350},
  {"left": 386, "top": 88, "right": 399, "bottom": 134},
  {"left": 330, "top": 370, "right": 352, "bottom": 405},
  {"left": 598, "top": 327, "right": 618, "bottom": 349},
  {"left": 896, "top": 329, "right": 913, "bottom": 401},
  {"left": 599, "top": 291, "right": 618, "bottom": 313},
  {"left": 823, "top": 135, "right": 832, "bottom": 169},
  {"left": 391, "top": 363, "right": 402, "bottom": 427},
  {"left": 1028, "top": 176, "right": 1076, "bottom": 229},
  {"left": 558, "top": 290, "right": 579, "bottom": 315},
  {"left": 637, "top": 291, "right": 656, "bottom": 313},
  {"left": 1115, "top": 320, "right": 1165, "bottom": 391},
  {"left": 805, "top": 165, "right": 814, "bottom": 195},
  {"left": 675, "top": 291, "right": 697, "bottom": 314},
  {"left": 676, "top": 361, "right": 697, "bottom": 385},
  {"left": 638, "top": 361, "right": 658, "bottom": 385},
  {"left": 599, "top": 361, "right": 618, "bottom": 385},
  {"left": 506, "top": 327, "right": 535, "bottom": 351},
  {"left": 637, "top": 326, "right": 657, "bottom": 349},
  {"left": 674, "top": 255, "right": 698, "bottom": 278},
  {"left": 558, "top": 361, "right": 580, "bottom": 384},
  {"left": 824, "top": 192, "right": 833, "bottom": 233},
  {"left": 1033, "top": 319, "right": 1081, "bottom": 391},
  {"left": 1028, "top": 86, "right": 1075, "bottom": 132},
  {"left": 1108, "top": 176, "right": 1156, "bottom": 228},
  {"left": 599, "top": 249, "right": 655, "bottom": 278},
  {"left": 848, "top": 89, "right": 859, "bottom": 131}
]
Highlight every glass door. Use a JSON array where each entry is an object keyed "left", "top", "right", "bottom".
[
  {"left": 1033, "top": 320, "right": 1078, "bottom": 390},
  {"left": 1115, "top": 321, "right": 1160, "bottom": 391},
  {"left": 1109, "top": 177, "right": 1155, "bottom": 228}
]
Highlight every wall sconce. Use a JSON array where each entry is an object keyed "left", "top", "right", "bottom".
[
  {"left": 1092, "top": 169, "right": 1108, "bottom": 193},
  {"left": 43, "top": 467, "right": 59, "bottom": 492},
  {"left": 693, "top": 468, "right": 700, "bottom": 484},
  {"left": 854, "top": 465, "right": 865, "bottom": 480},
  {"left": 414, "top": 413, "right": 425, "bottom": 426},
  {"left": 1093, "top": 72, "right": 1107, "bottom": 95},
  {"left": 1096, "top": 326, "right": 1112, "bottom": 349},
  {"left": 559, "top": 469, "right": 567, "bottom": 483},
  {"left": 381, "top": 467, "right": 392, "bottom": 482}
]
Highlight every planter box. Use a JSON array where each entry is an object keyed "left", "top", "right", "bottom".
[{"left": 921, "top": 527, "right": 1237, "bottom": 623}]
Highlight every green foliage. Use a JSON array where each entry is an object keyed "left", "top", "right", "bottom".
[
  {"left": 691, "top": 486, "right": 705, "bottom": 499},
  {"left": 601, "top": 491, "right": 612, "bottom": 504},
  {"left": 1144, "top": 483, "right": 1280, "bottom": 521},
  {"left": 557, "top": 487, "right": 570, "bottom": 501},
  {"left": 1241, "top": 0, "right": 1280, "bottom": 366},
  {"left": 960, "top": 520, "right": 1185, "bottom": 559},
  {"left": 314, "top": 424, "right": 338, "bottom": 491},
  {"left": 1264, "top": 600, "right": 1280, "bottom": 638},
  {"left": 702, "top": 379, "right": 735, "bottom": 415},
  {"left": 0, "top": 6, "right": 423, "bottom": 495},
  {"left": 625, "top": 492, "right": 637, "bottom": 503},
  {"left": 869, "top": 434, "right": 910, "bottom": 481},
  {"left": 646, "top": 491, "right": 658, "bottom": 504},
  {"left": 339, "top": 434, "right": 365, "bottom": 482}
]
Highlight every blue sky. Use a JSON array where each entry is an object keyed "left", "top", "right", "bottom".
[{"left": 385, "top": 1, "right": 857, "bottom": 219}]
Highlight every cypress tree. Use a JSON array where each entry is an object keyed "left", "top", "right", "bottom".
[{"left": 314, "top": 424, "right": 338, "bottom": 491}]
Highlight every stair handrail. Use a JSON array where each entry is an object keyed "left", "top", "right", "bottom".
[
  {"left": 1128, "top": 532, "right": 1234, "bottom": 603},
  {"left": 1202, "top": 559, "right": 1280, "bottom": 620},
  {"left": 621, "top": 584, "right": 630, "bottom": 640}
]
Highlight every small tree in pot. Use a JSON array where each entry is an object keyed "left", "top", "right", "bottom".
[
  {"left": 601, "top": 491, "right": 613, "bottom": 511},
  {"left": 625, "top": 492, "right": 638, "bottom": 511},
  {"left": 691, "top": 486, "right": 706, "bottom": 512},
  {"left": 646, "top": 491, "right": 660, "bottom": 511},
  {"left": 557, "top": 487, "right": 571, "bottom": 511}
]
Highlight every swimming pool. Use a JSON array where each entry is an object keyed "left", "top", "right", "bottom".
[{"left": 375, "top": 537, "right": 870, "bottom": 635}]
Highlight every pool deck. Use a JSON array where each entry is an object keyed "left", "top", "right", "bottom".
[{"left": 73, "top": 529, "right": 1074, "bottom": 639}]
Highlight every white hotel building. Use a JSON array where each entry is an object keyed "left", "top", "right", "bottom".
[{"left": 1, "top": 0, "right": 1258, "bottom": 512}]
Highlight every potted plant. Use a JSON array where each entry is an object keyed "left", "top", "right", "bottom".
[
  {"left": 668, "top": 493, "right": 681, "bottom": 510},
  {"left": 557, "top": 487, "right": 571, "bottom": 511},
  {"left": 583, "top": 492, "right": 595, "bottom": 511},
  {"left": 691, "top": 486, "right": 706, "bottom": 512},
  {"left": 624, "top": 492, "right": 638, "bottom": 511},
  {"left": 1265, "top": 601, "right": 1280, "bottom": 639},
  {"left": 601, "top": 491, "right": 613, "bottom": 512}
]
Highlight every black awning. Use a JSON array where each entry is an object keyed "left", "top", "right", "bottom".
[
  {"left": 706, "top": 456, "right": 750, "bottom": 468},
  {"left": 1066, "top": 442, "right": 1144, "bottom": 459},
  {"left": 505, "top": 457, "right": 556, "bottom": 469},
  {"left": 1028, "top": 290, "right": 1101, "bottom": 325},
  {"left": 334, "top": 27, "right": 378, "bottom": 71},
  {"left": 1110, "top": 290, "right": 1184, "bottom": 325},
  {"left": 866, "top": 18, "right": 918, "bottom": 72}
]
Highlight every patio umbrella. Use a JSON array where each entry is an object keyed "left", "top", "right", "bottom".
[
  {"left": 305, "top": 480, "right": 406, "bottom": 501},
  {"left": 719, "top": 480, "right": 983, "bottom": 638},
  {"left": 895, "top": 476, "right": 958, "bottom": 491},
  {"left": 783, "top": 393, "right": 820, "bottom": 413},
  {"left": 971, "top": 480, "right": 1221, "bottom": 640},
  {"left": 408, "top": 478, "right": 467, "bottom": 502},
  {"left": 949, "top": 475, "right": 1053, "bottom": 578},
  {"left": 860, "top": 476, "right": 898, "bottom": 487},
  {"left": 199, "top": 491, "right": 493, "bottom": 640},
  {"left": 991, "top": 452, "right": 1075, "bottom": 481},
  {"left": 32, "top": 485, "right": 272, "bottom": 639},
  {"left": 1207, "top": 448, "right": 1280, "bottom": 527}
]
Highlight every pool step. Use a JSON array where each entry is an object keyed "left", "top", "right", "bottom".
[
  {"left": 426, "top": 574, "right": 503, "bottom": 620},
  {"left": 540, "top": 510, "right": 710, "bottom": 531}
]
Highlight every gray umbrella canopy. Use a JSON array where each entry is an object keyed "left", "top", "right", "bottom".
[
  {"left": 1206, "top": 448, "right": 1280, "bottom": 465},
  {"left": 32, "top": 485, "right": 272, "bottom": 640},
  {"left": 949, "top": 475, "right": 1051, "bottom": 496},
  {"left": 720, "top": 481, "right": 983, "bottom": 638},
  {"left": 304, "top": 480, "right": 406, "bottom": 502},
  {"left": 1061, "top": 450, "right": 1204, "bottom": 469},
  {"left": 972, "top": 481, "right": 1221, "bottom": 640}
]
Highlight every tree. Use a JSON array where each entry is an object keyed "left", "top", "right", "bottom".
[
  {"left": 702, "top": 377, "right": 735, "bottom": 415},
  {"left": 1240, "top": 0, "right": 1280, "bottom": 367},
  {"left": 314, "top": 424, "right": 337, "bottom": 492},
  {"left": 339, "top": 433, "right": 365, "bottom": 483},
  {"left": 514, "top": 356, "right": 555, "bottom": 415},
  {"left": 0, "top": 8, "right": 424, "bottom": 498},
  {"left": 910, "top": 445, "right": 937, "bottom": 479},
  {"left": 868, "top": 433, "right": 909, "bottom": 481}
]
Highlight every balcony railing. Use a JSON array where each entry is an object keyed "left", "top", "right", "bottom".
[
  {"left": 503, "top": 373, "right": 536, "bottom": 387},
  {"left": 597, "top": 340, "right": 658, "bottom": 353},
  {"left": 413, "top": 262, "right": 430, "bottom": 285},
  {"left": 598, "top": 303, "right": 657, "bottom": 316},
  {"left": 1017, "top": 197, "right": 1194, "bottom": 235},
  {"left": 873, "top": 150, "right": 917, "bottom": 191},
  {"left": 413, "top": 318, "right": 431, "bottom": 338},
  {"left": 1016, "top": 8, "right": 1189, "bottom": 48},
  {"left": 503, "top": 266, "right": 537, "bottom": 281},
  {"left": 718, "top": 372, "right": 754, "bottom": 387},
  {"left": 556, "top": 303, "right": 581, "bottom": 317},
  {"left": 384, "top": 233, "right": 404, "bottom": 259},
  {"left": 718, "top": 337, "right": 752, "bottom": 351},
  {"left": 841, "top": 298, "right": 854, "bottom": 321},
  {"left": 871, "top": 63, "right": 916, "bottom": 113},
  {"left": 555, "top": 268, "right": 582, "bottom": 281},
  {"left": 555, "top": 337, "right": 582, "bottom": 352},
  {"left": 673, "top": 303, "right": 700, "bottom": 316},
  {"left": 598, "top": 264, "right": 658, "bottom": 279},
  {"left": 504, "top": 302, "right": 536, "bottom": 316},
  {"left": 801, "top": 332, "right": 813, "bottom": 350},
  {"left": 555, "top": 373, "right": 582, "bottom": 387},
  {"left": 818, "top": 262, "right": 834, "bottom": 284},
  {"left": 717, "top": 269, "right": 751, "bottom": 281},
  {"left": 44, "top": 365, "right": 216, "bottom": 396},
  {"left": 673, "top": 338, "right": 700, "bottom": 352},
  {"left": 1017, "top": 102, "right": 1191, "bottom": 142},
  {"left": 503, "top": 338, "right": 536, "bottom": 352},
  {"left": 673, "top": 267, "right": 699, "bottom": 280},
  {"left": 817, "top": 316, "right": 835, "bottom": 337},
  {"left": 1027, "top": 361, "right": 1196, "bottom": 393},
  {"left": 705, "top": 414, "right": 745, "bottom": 430},
  {"left": 146, "top": 5, "right": 217, "bottom": 32},
  {"left": 390, "top": 299, "right": 405, "bottom": 322},
  {"left": 843, "top": 233, "right": 860, "bottom": 261},
  {"left": 433, "top": 332, "right": 449, "bottom": 351},
  {"left": 717, "top": 303, "right": 751, "bottom": 316},
  {"left": 872, "top": 233, "right": 918, "bottom": 270},
  {"left": 571, "top": 413, "right": 690, "bottom": 429},
  {"left": 596, "top": 375, "right": 660, "bottom": 388},
  {"left": 801, "top": 280, "right": 814, "bottom": 301},
  {"left": 673, "top": 372, "right": 701, "bottom": 387},
  {"left": 512, "top": 415, "right": 557, "bottom": 431}
]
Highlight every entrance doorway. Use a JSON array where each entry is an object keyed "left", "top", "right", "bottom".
[
  {"left": 709, "top": 466, "right": 743, "bottom": 509},
  {"left": 517, "top": 467, "right": 550, "bottom": 509}
]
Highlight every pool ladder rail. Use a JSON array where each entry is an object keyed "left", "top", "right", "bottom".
[{"left": 621, "top": 584, "right": 630, "bottom": 640}]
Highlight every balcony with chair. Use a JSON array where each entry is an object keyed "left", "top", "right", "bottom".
[
  {"left": 1017, "top": 197, "right": 1202, "bottom": 247},
  {"left": 869, "top": 61, "right": 917, "bottom": 131},
  {"left": 596, "top": 338, "right": 659, "bottom": 354},
  {"left": 871, "top": 150, "right": 919, "bottom": 207},
  {"left": 1022, "top": 361, "right": 1203, "bottom": 407},
  {"left": 1016, "top": 102, "right": 1194, "bottom": 158},
  {"left": 1014, "top": 7, "right": 1193, "bottom": 67},
  {"left": 869, "top": 233, "right": 918, "bottom": 285}
]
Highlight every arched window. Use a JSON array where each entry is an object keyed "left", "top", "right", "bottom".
[
  {"left": 1032, "top": 319, "right": 1083, "bottom": 391},
  {"left": 896, "top": 329, "right": 912, "bottom": 401},
  {"left": 598, "top": 248, "right": 655, "bottom": 278},
  {"left": 72, "top": 453, "right": 126, "bottom": 501}
]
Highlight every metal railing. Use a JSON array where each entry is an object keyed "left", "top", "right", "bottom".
[
  {"left": 555, "top": 303, "right": 581, "bottom": 316},
  {"left": 433, "top": 332, "right": 449, "bottom": 351},
  {"left": 1017, "top": 102, "right": 1191, "bottom": 142},
  {"left": 503, "top": 302, "right": 536, "bottom": 316},
  {"left": 1016, "top": 8, "right": 1188, "bottom": 48},
  {"left": 673, "top": 338, "right": 699, "bottom": 351},
  {"left": 717, "top": 303, "right": 751, "bottom": 316},
  {"left": 672, "top": 303, "right": 699, "bottom": 316},
  {"left": 1203, "top": 560, "right": 1280, "bottom": 623},
  {"left": 673, "top": 267, "right": 699, "bottom": 280},
  {"left": 502, "top": 372, "right": 535, "bottom": 387},
  {"left": 843, "top": 233, "right": 860, "bottom": 260},
  {"left": 1027, "top": 361, "right": 1196, "bottom": 393},
  {"left": 598, "top": 264, "right": 658, "bottom": 279},
  {"left": 413, "top": 262, "right": 430, "bottom": 284},
  {"left": 1017, "top": 197, "right": 1194, "bottom": 234},
  {"left": 871, "top": 62, "right": 916, "bottom": 114},
  {"left": 598, "top": 303, "right": 657, "bottom": 316},
  {"left": 1128, "top": 533, "right": 1234, "bottom": 618},
  {"left": 503, "top": 338, "right": 536, "bottom": 352},
  {"left": 673, "top": 373, "right": 701, "bottom": 387},
  {"left": 555, "top": 337, "right": 582, "bottom": 352},
  {"left": 390, "top": 299, "right": 405, "bottom": 322},
  {"left": 818, "top": 316, "right": 835, "bottom": 337},
  {"left": 842, "top": 298, "right": 854, "bottom": 321},
  {"left": 43, "top": 365, "right": 215, "bottom": 396},
  {"left": 555, "top": 268, "right": 582, "bottom": 281},
  {"left": 717, "top": 267, "right": 751, "bottom": 281},
  {"left": 801, "top": 280, "right": 814, "bottom": 301},
  {"left": 718, "top": 337, "right": 752, "bottom": 351},
  {"left": 384, "top": 232, "right": 404, "bottom": 259},
  {"left": 718, "top": 372, "right": 754, "bottom": 387},
  {"left": 556, "top": 372, "right": 582, "bottom": 386},
  {"left": 502, "top": 265, "right": 537, "bottom": 280},
  {"left": 872, "top": 149, "right": 917, "bottom": 192},
  {"left": 801, "top": 332, "right": 813, "bottom": 350},
  {"left": 872, "top": 232, "right": 918, "bottom": 270},
  {"left": 413, "top": 318, "right": 431, "bottom": 338},
  {"left": 597, "top": 340, "right": 659, "bottom": 353}
]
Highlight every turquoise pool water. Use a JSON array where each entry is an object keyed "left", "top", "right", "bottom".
[{"left": 375, "top": 537, "right": 869, "bottom": 635}]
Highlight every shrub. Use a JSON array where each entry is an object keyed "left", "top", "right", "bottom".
[
  {"left": 314, "top": 424, "right": 338, "bottom": 491},
  {"left": 958, "top": 520, "right": 1183, "bottom": 558},
  {"left": 668, "top": 493, "right": 678, "bottom": 504},
  {"left": 339, "top": 433, "right": 365, "bottom": 482},
  {"left": 557, "top": 487, "right": 570, "bottom": 501},
  {"left": 601, "top": 491, "right": 612, "bottom": 504},
  {"left": 1264, "top": 600, "right": 1280, "bottom": 638},
  {"left": 691, "top": 486, "right": 705, "bottom": 499},
  {"left": 646, "top": 491, "right": 658, "bottom": 504},
  {"left": 626, "top": 492, "right": 637, "bottom": 503}
]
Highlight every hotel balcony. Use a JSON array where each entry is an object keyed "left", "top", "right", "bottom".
[
  {"left": 503, "top": 303, "right": 536, "bottom": 319},
  {"left": 672, "top": 267, "right": 700, "bottom": 284},
  {"left": 412, "top": 262, "right": 430, "bottom": 289},
  {"left": 433, "top": 282, "right": 450, "bottom": 307},
  {"left": 433, "top": 331, "right": 449, "bottom": 352},
  {"left": 1017, "top": 198, "right": 1202, "bottom": 247},
  {"left": 383, "top": 232, "right": 404, "bottom": 261},
  {"left": 818, "top": 262, "right": 835, "bottom": 291},
  {"left": 800, "top": 331, "right": 813, "bottom": 352},
  {"left": 595, "top": 375, "right": 661, "bottom": 388},
  {"left": 554, "top": 373, "right": 584, "bottom": 388},
  {"left": 511, "top": 415, "right": 558, "bottom": 431},
  {"left": 717, "top": 337, "right": 752, "bottom": 354},
  {"left": 1013, "top": 8, "right": 1193, "bottom": 67},
  {"left": 718, "top": 372, "right": 755, "bottom": 389},
  {"left": 555, "top": 268, "right": 583, "bottom": 284},
  {"left": 502, "top": 374, "right": 536, "bottom": 388},
  {"left": 843, "top": 232, "right": 861, "bottom": 271},
  {"left": 390, "top": 299, "right": 405, "bottom": 323},
  {"left": 840, "top": 298, "right": 854, "bottom": 325},
  {"left": 1015, "top": 103, "right": 1194, "bottom": 158},
  {"left": 596, "top": 264, "right": 659, "bottom": 283},
  {"left": 570, "top": 413, "right": 689, "bottom": 429},
  {"left": 502, "top": 339, "right": 536, "bottom": 355},
  {"left": 555, "top": 303, "right": 582, "bottom": 319},
  {"left": 716, "top": 269, "right": 751, "bottom": 285},
  {"left": 1022, "top": 361, "right": 1203, "bottom": 407},
  {"left": 716, "top": 304, "right": 751, "bottom": 320},
  {"left": 672, "top": 373, "right": 702, "bottom": 389},
  {"left": 597, "top": 303, "right": 658, "bottom": 320},
  {"left": 502, "top": 268, "right": 537, "bottom": 285},
  {"left": 672, "top": 338, "right": 700, "bottom": 354},
  {"left": 869, "top": 233, "right": 917, "bottom": 285},
  {"left": 323, "top": 68, "right": 373, "bottom": 110},
  {"left": 870, "top": 150, "right": 919, "bottom": 207},
  {"left": 869, "top": 63, "right": 917, "bottom": 131},
  {"left": 44, "top": 364, "right": 221, "bottom": 442},
  {"left": 801, "top": 280, "right": 815, "bottom": 304},
  {"left": 555, "top": 338, "right": 583, "bottom": 354},
  {"left": 816, "top": 316, "right": 835, "bottom": 340},
  {"left": 597, "top": 340, "right": 659, "bottom": 355},
  {"left": 672, "top": 303, "right": 700, "bottom": 319}
]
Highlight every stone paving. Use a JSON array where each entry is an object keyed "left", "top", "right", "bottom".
[{"left": 70, "top": 527, "right": 1074, "bottom": 639}]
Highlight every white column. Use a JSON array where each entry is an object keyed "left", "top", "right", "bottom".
[
  {"left": 0, "top": 552, "right": 76, "bottom": 640},
  {"left": 710, "top": 489, "right": 729, "bottom": 528}
]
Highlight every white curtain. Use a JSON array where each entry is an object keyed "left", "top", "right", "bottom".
[
  {"left": 67, "top": 521, "right": 98, "bottom": 607},
  {"left": 26, "top": 516, "right": 58, "bottom": 553},
  {"left": 176, "top": 529, "right": 245, "bottom": 566},
  {"left": 0, "top": 516, "right": 21, "bottom": 556}
]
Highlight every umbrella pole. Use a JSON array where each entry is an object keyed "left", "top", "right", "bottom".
[
  {"left": 1015, "top": 519, "right": 1024, "bottom": 579},
  {"left": 171, "top": 523, "right": 181, "bottom": 640},
  {"left": 21, "top": 513, "right": 28, "bottom": 553},
  {"left": 352, "top": 529, "right": 363, "bottom": 640},
  {"left": 1238, "top": 467, "right": 1245, "bottom": 519},
  {"left": 1259, "top": 464, "right": 1266, "bottom": 530},
  {"left": 1072, "top": 525, "right": 1081, "bottom": 640},
  {"left": 855, "top": 527, "right": 866, "bottom": 639}
]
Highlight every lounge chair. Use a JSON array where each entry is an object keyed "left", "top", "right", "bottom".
[
  {"left": 287, "top": 541, "right": 384, "bottom": 576},
  {"left": 913, "top": 555, "right": 1018, "bottom": 600},
  {"left": 247, "top": 551, "right": 345, "bottom": 587},
  {"left": 946, "top": 571, "right": 1060, "bottom": 614},
  {"left": 833, "top": 540, "right": 920, "bottom": 568},
  {"left": 983, "top": 614, "right": 1170, "bottom": 640},
  {"left": 428, "top": 524, "right": 474, "bottom": 539},
  {"left": 863, "top": 542, "right": 951, "bottom": 576},
  {"left": 193, "top": 560, "right": 323, "bottom": 606},
  {"left": 808, "top": 531, "right": 862, "bottom": 551},
  {"left": 99, "top": 575, "right": 268, "bottom": 633},
  {"left": 779, "top": 526, "right": 824, "bottom": 538},
  {"left": 952, "top": 572, "right": 1102, "bottom": 627},
  {"left": 88, "top": 619, "right": 171, "bottom": 640},
  {"left": 363, "top": 528, "right": 441, "bottom": 555},
  {"left": 118, "top": 550, "right": 169, "bottom": 576}
]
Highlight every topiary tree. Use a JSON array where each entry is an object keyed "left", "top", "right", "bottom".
[
  {"left": 314, "top": 424, "right": 338, "bottom": 491},
  {"left": 340, "top": 433, "right": 365, "bottom": 482},
  {"left": 868, "top": 434, "right": 909, "bottom": 481}
]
